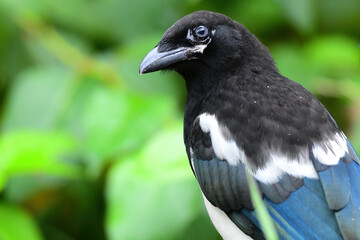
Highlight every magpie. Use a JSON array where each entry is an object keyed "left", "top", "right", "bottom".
[{"left": 139, "top": 10, "right": 360, "bottom": 240}]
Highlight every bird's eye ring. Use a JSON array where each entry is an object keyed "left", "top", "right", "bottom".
[
  {"left": 194, "top": 26, "right": 209, "bottom": 38},
  {"left": 187, "top": 26, "right": 211, "bottom": 44}
]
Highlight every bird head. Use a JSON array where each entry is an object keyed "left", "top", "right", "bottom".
[{"left": 139, "top": 10, "right": 276, "bottom": 80}]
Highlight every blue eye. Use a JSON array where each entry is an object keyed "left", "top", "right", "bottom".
[{"left": 194, "top": 26, "right": 209, "bottom": 38}]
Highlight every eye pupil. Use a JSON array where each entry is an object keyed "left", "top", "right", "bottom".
[{"left": 195, "top": 26, "right": 208, "bottom": 38}]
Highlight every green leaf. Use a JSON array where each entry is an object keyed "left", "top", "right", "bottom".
[
  {"left": 0, "top": 202, "right": 44, "bottom": 240},
  {"left": 63, "top": 78, "right": 178, "bottom": 177},
  {"left": 271, "top": 43, "right": 315, "bottom": 90},
  {"left": 317, "top": 0, "right": 360, "bottom": 35},
  {"left": 0, "top": 0, "right": 182, "bottom": 43},
  {"left": 0, "top": 130, "right": 78, "bottom": 191},
  {"left": 275, "top": 0, "right": 315, "bottom": 34},
  {"left": 232, "top": 0, "right": 284, "bottom": 36},
  {"left": 0, "top": 8, "right": 30, "bottom": 87},
  {"left": 0, "top": 0, "right": 44, "bottom": 18},
  {"left": 105, "top": 122, "right": 213, "bottom": 240},
  {"left": 350, "top": 116, "right": 360, "bottom": 155},
  {"left": 246, "top": 171, "right": 278, "bottom": 240},
  {"left": 304, "top": 35, "right": 360, "bottom": 75},
  {"left": 1, "top": 66, "right": 74, "bottom": 131}
]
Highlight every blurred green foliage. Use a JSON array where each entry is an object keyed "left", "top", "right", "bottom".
[{"left": 0, "top": 0, "right": 359, "bottom": 239}]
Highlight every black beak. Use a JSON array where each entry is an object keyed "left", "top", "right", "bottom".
[{"left": 139, "top": 44, "right": 207, "bottom": 74}]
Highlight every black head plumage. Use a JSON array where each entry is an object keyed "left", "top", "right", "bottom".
[{"left": 140, "top": 11, "right": 277, "bottom": 82}]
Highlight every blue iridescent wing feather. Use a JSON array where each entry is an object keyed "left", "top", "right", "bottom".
[
  {"left": 239, "top": 142, "right": 360, "bottom": 240},
  {"left": 192, "top": 137, "right": 360, "bottom": 239}
]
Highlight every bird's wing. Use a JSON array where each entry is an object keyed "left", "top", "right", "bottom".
[
  {"left": 190, "top": 116, "right": 264, "bottom": 239},
  {"left": 190, "top": 113, "right": 360, "bottom": 240},
  {"left": 312, "top": 139, "right": 360, "bottom": 240}
]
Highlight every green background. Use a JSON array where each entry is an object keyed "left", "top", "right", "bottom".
[{"left": 0, "top": 0, "right": 359, "bottom": 239}]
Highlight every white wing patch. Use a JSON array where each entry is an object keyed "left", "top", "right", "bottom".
[
  {"left": 255, "top": 132, "right": 349, "bottom": 183},
  {"left": 199, "top": 113, "right": 245, "bottom": 165},
  {"left": 312, "top": 132, "right": 347, "bottom": 165},
  {"left": 197, "top": 113, "right": 349, "bottom": 184},
  {"left": 254, "top": 150, "right": 318, "bottom": 184}
]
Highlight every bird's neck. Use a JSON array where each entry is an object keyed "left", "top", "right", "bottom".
[
  {"left": 185, "top": 77, "right": 214, "bottom": 100},
  {"left": 181, "top": 55, "right": 279, "bottom": 152},
  {"left": 182, "top": 63, "right": 279, "bottom": 145},
  {"left": 183, "top": 61, "right": 278, "bottom": 99},
  {"left": 181, "top": 69, "right": 213, "bottom": 153}
]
